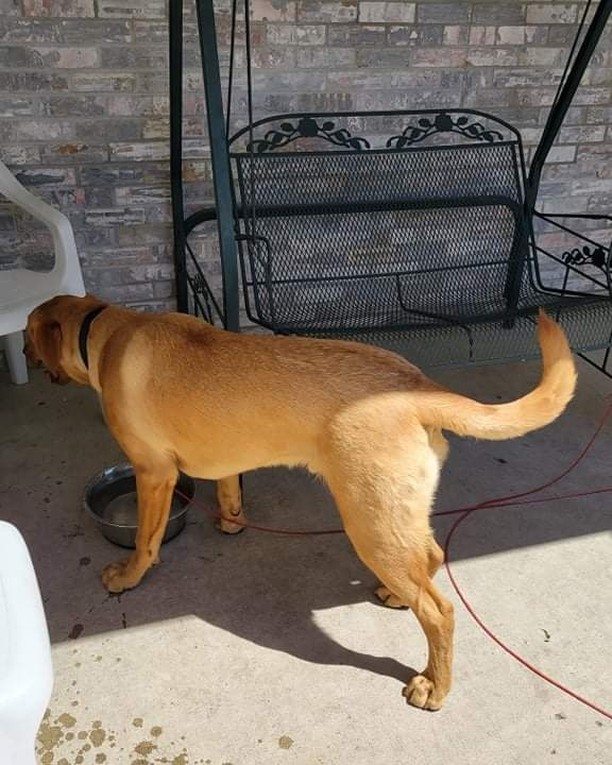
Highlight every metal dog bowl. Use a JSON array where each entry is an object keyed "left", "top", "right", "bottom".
[{"left": 84, "top": 464, "right": 195, "bottom": 548}]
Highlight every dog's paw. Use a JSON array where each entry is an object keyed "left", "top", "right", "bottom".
[
  {"left": 403, "top": 674, "right": 445, "bottom": 711},
  {"left": 375, "top": 585, "right": 409, "bottom": 609},
  {"left": 101, "top": 560, "right": 142, "bottom": 593},
  {"left": 216, "top": 510, "right": 247, "bottom": 535}
]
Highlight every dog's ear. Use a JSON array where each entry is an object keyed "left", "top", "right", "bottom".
[{"left": 32, "top": 319, "right": 66, "bottom": 383}]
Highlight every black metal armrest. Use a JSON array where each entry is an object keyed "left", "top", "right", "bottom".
[
  {"left": 533, "top": 211, "right": 612, "bottom": 297},
  {"left": 184, "top": 205, "right": 218, "bottom": 236}
]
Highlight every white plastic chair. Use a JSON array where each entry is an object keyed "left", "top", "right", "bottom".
[
  {"left": 0, "top": 160, "right": 85, "bottom": 383},
  {"left": 0, "top": 521, "right": 54, "bottom": 765}
]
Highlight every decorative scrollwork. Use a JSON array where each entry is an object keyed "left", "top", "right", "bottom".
[
  {"left": 562, "top": 245, "right": 608, "bottom": 273},
  {"left": 386, "top": 112, "right": 504, "bottom": 149},
  {"left": 190, "top": 271, "right": 215, "bottom": 323},
  {"left": 191, "top": 271, "right": 207, "bottom": 293},
  {"left": 246, "top": 117, "right": 370, "bottom": 153}
]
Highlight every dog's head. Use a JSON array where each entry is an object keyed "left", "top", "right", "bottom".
[{"left": 25, "top": 294, "right": 105, "bottom": 384}]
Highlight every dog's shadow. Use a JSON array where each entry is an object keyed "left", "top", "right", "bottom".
[
  {"left": 48, "top": 468, "right": 419, "bottom": 687},
  {"left": 44, "top": 425, "right": 611, "bottom": 691}
]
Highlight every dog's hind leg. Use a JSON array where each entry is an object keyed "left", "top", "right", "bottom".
[
  {"left": 216, "top": 474, "right": 248, "bottom": 534},
  {"left": 369, "top": 544, "right": 454, "bottom": 710},
  {"left": 375, "top": 426, "right": 446, "bottom": 609},
  {"left": 342, "top": 511, "right": 454, "bottom": 710},
  {"left": 323, "top": 415, "right": 454, "bottom": 710},
  {"left": 375, "top": 536, "right": 444, "bottom": 608}
]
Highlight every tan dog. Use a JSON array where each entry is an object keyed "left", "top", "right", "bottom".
[{"left": 25, "top": 294, "right": 576, "bottom": 710}]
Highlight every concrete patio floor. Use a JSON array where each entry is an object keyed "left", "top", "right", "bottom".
[{"left": 1, "top": 358, "right": 610, "bottom": 765}]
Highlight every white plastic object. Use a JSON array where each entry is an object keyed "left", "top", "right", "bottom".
[
  {"left": 0, "top": 159, "right": 85, "bottom": 384},
  {"left": 0, "top": 521, "right": 54, "bottom": 765}
]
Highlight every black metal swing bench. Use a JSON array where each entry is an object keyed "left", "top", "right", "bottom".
[{"left": 169, "top": 0, "right": 612, "bottom": 376}]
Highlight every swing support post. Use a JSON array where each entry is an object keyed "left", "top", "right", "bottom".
[{"left": 170, "top": 0, "right": 240, "bottom": 330}]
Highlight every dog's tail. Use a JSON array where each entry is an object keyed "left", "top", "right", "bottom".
[{"left": 414, "top": 311, "right": 576, "bottom": 441}]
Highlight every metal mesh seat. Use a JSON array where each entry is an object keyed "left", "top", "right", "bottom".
[{"left": 228, "top": 111, "right": 610, "bottom": 364}]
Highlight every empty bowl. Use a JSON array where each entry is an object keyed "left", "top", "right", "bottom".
[{"left": 83, "top": 464, "right": 195, "bottom": 548}]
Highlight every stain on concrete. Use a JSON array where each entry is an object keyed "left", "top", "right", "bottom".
[
  {"left": 278, "top": 735, "right": 294, "bottom": 749},
  {"left": 37, "top": 711, "right": 115, "bottom": 764},
  {"left": 90, "top": 722, "right": 106, "bottom": 747},
  {"left": 135, "top": 739, "right": 156, "bottom": 755},
  {"left": 38, "top": 708, "right": 190, "bottom": 764},
  {"left": 37, "top": 718, "right": 65, "bottom": 753},
  {"left": 69, "top": 623, "right": 84, "bottom": 639}
]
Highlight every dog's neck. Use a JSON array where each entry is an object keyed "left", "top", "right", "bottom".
[
  {"left": 78, "top": 305, "right": 107, "bottom": 370},
  {"left": 58, "top": 301, "right": 117, "bottom": 388}
]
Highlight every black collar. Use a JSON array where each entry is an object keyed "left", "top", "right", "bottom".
[{"left": 78, "top": 306, "right": 107, "bottom": 369}]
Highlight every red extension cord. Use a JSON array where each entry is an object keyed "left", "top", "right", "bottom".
[{"left": 178, "top": 404, "right": 612, "bottom": 720}]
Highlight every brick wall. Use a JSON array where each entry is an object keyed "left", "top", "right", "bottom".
[{"left": 0, "top": 0, "right": 610, "bottom": 313}]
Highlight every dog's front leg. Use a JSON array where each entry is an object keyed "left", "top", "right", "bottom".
[
  {"left": 102, "top": 466, "right": 178, "bottom": 593},
  {"left": 216, "top": 474, "right": 247, "bottom": 534}
]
